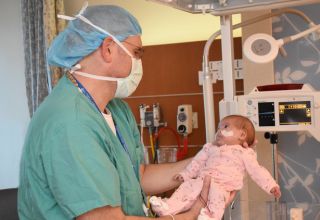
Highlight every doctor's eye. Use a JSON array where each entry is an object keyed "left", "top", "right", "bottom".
[
  {"left": 123, "top": 40, "right": 144, "bottom": 59},
  {"left": 134, "top": 48, "right": 144, "bottom": 59}
]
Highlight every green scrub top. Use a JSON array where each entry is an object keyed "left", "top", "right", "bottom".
[{"left": 18, "top": 76, "right": 146, "bottom": 219}]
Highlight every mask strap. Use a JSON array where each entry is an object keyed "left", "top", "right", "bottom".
[
  {"left": 71, "top": 71, "right": 119, "bottom": 81},
  {"left": 57, "top": 1, "right": 88, "bottom": 21},
  {"left": 77, "top": 1, "right": 89, "bottom": 16},
  {"left": 57, "top": 14, "right": 75, "bottom": 20},
  {"left": 57, "top": 15, "right": 133, "bottom": 58},
  {"left": 75, "top": 15, "right": 133, "bottom": 58},
  {"left": 69, "top": 64, "right": 117, "bottom": 81},
  {"left": 57, "top": 1, "right": 133, "bottom": 58}
]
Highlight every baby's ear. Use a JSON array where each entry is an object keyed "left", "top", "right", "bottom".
[{"left": 239, "top": 129, "right": 247, "bottom": 141}]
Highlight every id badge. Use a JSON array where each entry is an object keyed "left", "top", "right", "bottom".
[
  {"left": 142, "top": 203, "right": 149, "bottom": 216},
  {"left": 143, "top": 203, "right": 155, "bottom": 217}
]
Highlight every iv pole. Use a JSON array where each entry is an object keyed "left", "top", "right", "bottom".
[{"left": 202, "top": 14, "right": 236, "bottom": 143}]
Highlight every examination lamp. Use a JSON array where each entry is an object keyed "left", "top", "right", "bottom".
[
  {"left": 243, "top": 24, "right": 320, "bottom": 63},
  {"left": 147, "top": 0, "right": 319, "bottom": 15}
]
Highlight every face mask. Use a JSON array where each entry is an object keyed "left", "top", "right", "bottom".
[
  {"left": 61, "top": 9, "right": 143, "bottom": 98},
  {"left": 115, "top": 58, "right": 143, "bottom": 98}
]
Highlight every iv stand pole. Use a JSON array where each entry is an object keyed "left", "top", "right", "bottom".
[{"left": 202, "top": 14, "right": 236, "bottom": 143}]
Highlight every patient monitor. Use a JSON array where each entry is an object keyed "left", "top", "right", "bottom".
[{"left": 235, "top": 84, "right": 320, "bottom": 141}]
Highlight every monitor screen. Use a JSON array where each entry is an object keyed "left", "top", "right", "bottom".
[
  {"left": 279, "top": 101, "right": 311, "bottom": 125},
  {"left": 258, "top": 102, "right": 275, "bottom": 126}
]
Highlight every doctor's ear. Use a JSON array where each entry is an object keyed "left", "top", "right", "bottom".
[{"left": 101, "top": 37, "right": 114, "bottom": 62}]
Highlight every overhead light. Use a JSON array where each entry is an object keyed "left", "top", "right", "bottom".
[{"left": 243, "top": 24, "right": 320, "bottom": 63}]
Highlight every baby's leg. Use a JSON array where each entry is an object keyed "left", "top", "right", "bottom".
[
  {"left": 150, "top": 178, "right": 203, "bottom": 216},
  {"left": 198, "top": 181, "right": 230, "bottom": 220}
]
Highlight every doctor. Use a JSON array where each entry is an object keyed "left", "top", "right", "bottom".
[{"left": 18, "top": 4, "right": 233, "bottom": 220}]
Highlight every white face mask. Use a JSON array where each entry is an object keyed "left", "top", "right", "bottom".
[
  {"left": 63, "top": 12, "right": 143, "bottom": 98},
  {"left": 115, "top": 58, "right": 143, "bottom": 98}
]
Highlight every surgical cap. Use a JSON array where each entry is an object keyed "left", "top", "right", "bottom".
[{"left": 47, "top": 5, "right": 142, "bottom": 68}]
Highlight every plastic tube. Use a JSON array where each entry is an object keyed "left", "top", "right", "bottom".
[
  {"left": 148, "top": 127, "right": 155, "bottom": 162},
  {"left": 155, "top": 127, "right": 181, "bottom": 148},
  {"left": 154, "top": 127, "right": 181, "bottom": 162},
  {"left": 177, "top": 135, "right": 188, "bottom": 161}
]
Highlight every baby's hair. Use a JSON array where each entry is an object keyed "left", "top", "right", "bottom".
[{"left": 222, "top": 115, "right": 255, "bottom": 146}]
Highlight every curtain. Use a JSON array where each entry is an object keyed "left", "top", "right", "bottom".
[
  {"left": 43, "top": 0, "right": 65, "bottom": 88},
  {"left": 21, "top": 0, "right": 65, "bottom": 117}
]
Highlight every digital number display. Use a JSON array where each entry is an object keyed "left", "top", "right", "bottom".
[{"left": 279, "top": 101, "right": 311, "bottom": 125}]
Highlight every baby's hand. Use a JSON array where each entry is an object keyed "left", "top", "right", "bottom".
[
  {"left": 270, "top": 186, "right": 281, "bottom": 198},
  {"left": 173, "top": 174, "right": 184, "bottom": 182}
]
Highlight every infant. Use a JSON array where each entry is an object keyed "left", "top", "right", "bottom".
[{"left": 150, "top": 115, "right": 281, "bottom": 220}]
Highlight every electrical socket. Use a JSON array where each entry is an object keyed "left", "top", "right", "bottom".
[
  {"left": 177, "top": 105, "right": 193, "bottom": 135},
  {"left": 290, "top": 208, "right": 303, "bottom": 220},
  {"left": 192, "top": 112, "right": 198, "bottom": 129}
]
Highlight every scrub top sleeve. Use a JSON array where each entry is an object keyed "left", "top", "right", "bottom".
[{"left": 41, "top": 121, "right": 121, "bottom": 218}]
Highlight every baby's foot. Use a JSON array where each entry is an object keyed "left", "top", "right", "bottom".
[
  {"left": 149, "top": 196, "right": 169, "bottom": 215},
  {"left": 149, "top": 196, "right": 169, "bottom": 210},
  {"left": 197, "top": 208, "right": 217, "bottom": 220}
]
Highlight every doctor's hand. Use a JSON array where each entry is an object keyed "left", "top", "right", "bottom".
[
  {"left": 226, "top": 191, "right": 237, "bottom": 208},
  {"left": 173, "top": 174, "right": 184, "bottom": 182},
  {"left": 182, "top": 175, "right": 211, "bottom": 220}
]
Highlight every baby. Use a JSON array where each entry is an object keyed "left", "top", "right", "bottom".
[{"left": 150, "top": 115, "right": 281, "bottom": 220}]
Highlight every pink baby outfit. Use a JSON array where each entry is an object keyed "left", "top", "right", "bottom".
[{"left": 150, "top": 143, "right": 278, "bottom": 220}]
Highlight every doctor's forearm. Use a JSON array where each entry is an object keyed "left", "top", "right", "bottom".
[
  {"left": 77, "top": 205, "right": 197, "bottom": 220},
  {"left": 140, "top": 158, "right": 191, "bottom": 195}
]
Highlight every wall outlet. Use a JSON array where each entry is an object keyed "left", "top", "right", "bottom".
[
  {"left": 192, "top": 112, "right": 198, "bottom": 129},
  {"left": 177, "top": 105, "right": 193, "bottom": 135},
  {"left": 290, "top": 208, "right": 303, "bottom": 220}
]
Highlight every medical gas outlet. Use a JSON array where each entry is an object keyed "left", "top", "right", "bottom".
[
  {"left": 139, "top": 103, "right": 165, "bottom": 128},
  {"left": 177, "top": 105, "right": 196, "bottom": 135}
]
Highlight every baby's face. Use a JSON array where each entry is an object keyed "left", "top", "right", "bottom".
[{"left": 215, "top": 118, "right": 244, "bottom": 146}]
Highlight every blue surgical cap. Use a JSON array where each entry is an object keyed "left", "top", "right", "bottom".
[{"left": 47, "top": 5, "right": 142, "bottom": 68}]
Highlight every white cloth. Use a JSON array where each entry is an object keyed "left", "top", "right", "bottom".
[{"left": 102, "top": 108, "right": 116, "bottom": 135}]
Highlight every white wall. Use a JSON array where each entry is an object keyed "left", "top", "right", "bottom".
[
  {"left": 64, "top": 0, "right": 241, "bottom": 46},
  {"left": 0, "top": 0, "right": 30, "bottom": 189}
]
